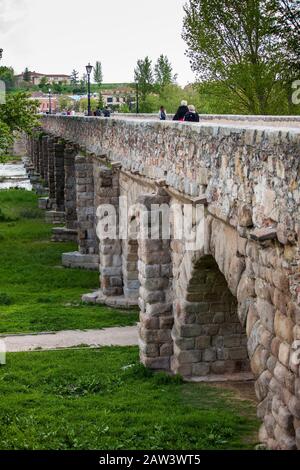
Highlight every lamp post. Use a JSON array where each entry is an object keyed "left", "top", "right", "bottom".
[
  {"left": 86, "top": 63, "right": 93, "bottom": 116},
  {"left": 48, "top": 88, "right": 52, "bottom": 114},
  {"left": 135, "top": 81, "right": 139, "bottom": 114}
]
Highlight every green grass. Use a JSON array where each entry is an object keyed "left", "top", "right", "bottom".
[
  {"left": 0, "top": 154, "right": 22, "bottom": 164},
  {"left": 0, "top": 189, "right": 138, "bottom": 333},
  {"left": 0, "top": 347, "right": 259, "bottom": 450}
]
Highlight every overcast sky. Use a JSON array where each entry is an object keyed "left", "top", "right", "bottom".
[{"left": 0, "top": 0, "right": 195, "bottom": 85}]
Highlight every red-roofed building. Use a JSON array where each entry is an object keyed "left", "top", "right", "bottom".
[{"left": 15, "top": 71, "right": 71, "bottom": 86}]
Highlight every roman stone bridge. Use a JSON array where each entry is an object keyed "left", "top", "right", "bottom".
[{"left": 25, "top": 115, "right": 300, "bottom": 450}]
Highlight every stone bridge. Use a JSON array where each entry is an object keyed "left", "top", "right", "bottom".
[{"left": 25, "top": 115, "right": 300, "bottom": 450}]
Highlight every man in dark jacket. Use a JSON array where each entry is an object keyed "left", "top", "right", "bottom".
[
  {"left": 184, "top": 105, "right": 200, "bottom": 123},
  {"left": 173, "top": 100, "right": 189, "bottom": 121},
  {"left": 103, "top": 106, "right": 111, "bottom": 118}
]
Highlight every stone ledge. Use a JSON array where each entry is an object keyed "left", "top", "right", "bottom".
[
  {"left": 82, "top": 289, "right": 138, "bottom": 309},
  {"left": 186, "top": 372, "right": 254, "bottom": 383},
  {"left": 62, "top": 251, "right": 99, "bottom": 270},
  {"left": 250, "top": 227, "right": 277, "bottom": 242},
  {"left": 38, "top": 197, "right": 50, "bottom": 210},
  {"left": 45, "top": 210, "right": 66, "bottom": 224},
  {"left": 52, "top": 227, "right": 78, "bottom": 243}
]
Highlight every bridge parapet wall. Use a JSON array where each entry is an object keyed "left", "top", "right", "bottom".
[{"left": 41, "top": 116, "right": 300, "bottom": 244}]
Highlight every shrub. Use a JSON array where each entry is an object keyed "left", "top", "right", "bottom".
[{"left": 0, "top": 293, "right": 12, "bottom": 305}]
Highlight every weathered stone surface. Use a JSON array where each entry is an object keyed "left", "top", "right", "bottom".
[{"left": 32, "top": 116, "right": 300, "bottom": 451}]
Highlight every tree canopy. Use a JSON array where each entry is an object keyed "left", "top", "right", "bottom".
[
  {"left": 182, "top": 0, "right": 299, "bottom": 114},
  {"left": 154, "top": 55, "right": 176, "bottom": 89},
  {"left": 94, "top": 61, "right": 103, "bottom": 86},
  {"left": 134, "top": 56, "right": 154, "bottom": 104},
  {"left": 0, "top": 91, "right": 39, "bottom": 153},
  {"left": 0, "top": 66, "right": 15, "bottom": 91}
]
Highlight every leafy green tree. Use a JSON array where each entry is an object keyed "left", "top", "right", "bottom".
[
  {"left": 23, "top": 67, "right": 31, "bottom": 82},
  {"left": 94, "top": 61, "right": 103, "bottom": 85},
  {"left": 0, "top": 121, "right": 12, "bottom": 154},
  {"left": 0, "top": 91, "right": 39, "bottom": 153},
  {"left": 78, "top": 97, "right": 97, "bottom": 113},
  {"left": 0, "top": 66, "right": 15, "bottom": 91},
  {"left": 70, "top": 69, "right": 79, "bottom": 86},
  {"left": 272, "top": 1, "right": 300, "bottom": 111},
  {"left": 182, "top": 0, "right": 285, "bottom": 114},
  {"left": 276, "top": 0, "right": 300, "bottom": 75},
  {"left": 97, "top": 92, "right": 104, "bottom": 109},
  {"left": 38, "top": 76, "right": 50, "bottom": 90},
  {"left": 134, "top": 56, "right": 154, "bottom": 109},
  {"left": 58, "top": 96, "right": 74, "bottom": 112},
  {"left": 154, "top": 55, "right": 176, "bottom": 90}
]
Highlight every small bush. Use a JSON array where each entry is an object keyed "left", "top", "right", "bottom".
[
  {"left": 123, "top": 362, "right": 154, "bottom": 379},
  {"left": 36, "top": 297, "right": 54, "bottom": 304},
  {"left": 0, "top": 293, "right": 12, "bottom": 305},
  {"left": 0, "top": 208, "right": 13, "bottom": 222},
  {"left": 153, "top": 372, "right": 184, "bottom": 385},
  {"left": 0, "top": 155, "right": 21, "bottom": 164},
  {"left": 19, "top": 208, "right": 42, "bottom": 219}
]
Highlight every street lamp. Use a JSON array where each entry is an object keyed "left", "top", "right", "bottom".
[
  {"left": 86, "top": 63, "right": 93, "bottom": 116},
  {"left": 48, "top": 88, "right": 52, "bottom": 115},
  {"left": 135, "top": 81, "right": 139, "bottom": 114}
]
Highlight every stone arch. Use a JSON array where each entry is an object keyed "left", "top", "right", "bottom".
[
  {"left": 122, "top": 212, "right": 140, "bottom": 300},
  {"left": 171, "top": 253, "right": 250, "bottom": 377},
  {"left": 171, "top": 214, "right": 300, "bottom": 450}
]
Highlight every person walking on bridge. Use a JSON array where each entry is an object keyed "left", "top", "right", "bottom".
[
  {"left": 184, "top": 104, "right": 200, "bottom": 123},
  {"left": 103, "top": 106, "right": 111, "bottom": 118},
  {"left": 173, "top": 100, "right": 188, "bottom": 121},
  {"left": 159, "top": 106, "right": 167, "bottom": 120}
]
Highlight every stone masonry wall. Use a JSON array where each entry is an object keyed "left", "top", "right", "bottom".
[
  {"left": 38, "top": 116, "right": 300, "bottom": 450},
  {"left": 64, "top": 144, "right": 77, "bottom": 230},
  {"left": 93, "top": 161, "right": 122, "bottom": 296},
  {"left": 75, "top": 155, "right": 98, "bottom": 255}
]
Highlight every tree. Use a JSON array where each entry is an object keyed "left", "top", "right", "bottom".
[
  {"left": 38, "top": 76, "right": 49, "bottom": 89},
  {"left": 275, "top": 0, "right": 300, "bottom": 77},
  {"left": 182, "top": 0, "right": 284, "bottom": 114},
  {"left": 23, "top": 67, "right": 31, "bottom": 82},
  {"left": 273, "top": 0, "right": 300, "bottom": 107},
  {"left": 70, "top": 69, "right": 79, "bottom": 86},
  {"left": 94, "top": 61, "right": 103, "bottom": 85},
  {"left": 134, "top": 56, "right": 154, "bottom": 109},
  {"left": 97, "top": 92, "right": 104, "bottom": 109},
  {"left": 0, "top": 66, "right": 14, "bottom": 91},
  {"left": 0, "top": 91, "right": 39, "bottom": 153},
  {"left": 0, "top": 121, "right": 12, "bottom": 154},
  {"left": 154, "top": 55, "right": 176, "bottom": 89},
  {"left": 58, "top": 96, "right": 74, "bottom": 112}
]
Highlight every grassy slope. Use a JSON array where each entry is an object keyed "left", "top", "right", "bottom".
[
  {"left": 0, "top": 190, "right": 138, "bottom": 333},
  {"left": 0, "top": 347, "right": 259, "bottom": 450}
]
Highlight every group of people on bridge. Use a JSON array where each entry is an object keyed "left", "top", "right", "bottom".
[{"left": 159, "top": 100, "right": 200, "bottom": 122}]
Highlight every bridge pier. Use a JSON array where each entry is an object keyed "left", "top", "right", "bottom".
[
  {"left": 138, "top": 189, "right": 173, "bottom": 370},
  {"left": 51, "top": 143, "right": 78, "bottom": 242},
  {"left": 62, "top": 155, "right": 99, "bottom": 270},
  {"left": 41, "top": 135, "right": 49, "bottom": 184}
]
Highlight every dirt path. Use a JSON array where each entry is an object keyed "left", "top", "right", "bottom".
[{"left": 0, "top": 326, "right": 138, "bottom": 352}]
